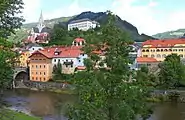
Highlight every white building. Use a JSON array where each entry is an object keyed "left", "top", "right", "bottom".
[
  {"left": 68, "top": 18, "right": 100, "bottom": 31},
  {"left": 26, "top": 43, "right": 43, "bottom": 54}
]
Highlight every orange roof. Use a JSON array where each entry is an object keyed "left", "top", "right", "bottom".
[
  {"left": 74, "top": 38, "right": 85, "bottom": 43},
  {"left": 76, "top": 66, "right": 86, "bottom": 70},
  {"left": 136, "top": 57, "right": 158, "bottom": 63},
  {"left": 29, "top": 46, "right": 83, "bottom": 59},
  {"left": 142, "top": 39, "right": 185, "bottom": 48}
]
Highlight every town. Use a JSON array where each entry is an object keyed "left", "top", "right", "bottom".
[{"left": 1, "top": 1, "right": 185, "bottom": 120}]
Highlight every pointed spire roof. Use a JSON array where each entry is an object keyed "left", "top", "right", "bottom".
[{"left": 37, "top": 10, "right": 45, "bottom": 33}]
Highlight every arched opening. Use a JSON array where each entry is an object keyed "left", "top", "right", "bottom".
[{"left": 15, "top": 71, "right": 28, "bottom": 82}]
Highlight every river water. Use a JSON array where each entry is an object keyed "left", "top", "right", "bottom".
[{"left": 2, "top": 89, "right": 185, "bottom": 120}]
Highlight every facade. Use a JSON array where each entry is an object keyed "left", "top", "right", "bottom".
[
  {"left": 25, "top": 43, "right": 43, "bottom": 54},
  {"left": 29, "top": 51, "right": 53, "bottom": 82},
  {"left": 68, "top": 18, "right": 100, "bottom": 31},
  {"left": 136, "top": 57, "right": 159, "bottom": 71},
  {"left": 19, "top": 50, "right": 31, "bottom": 67},
  {"left": 141, "top": 39, "right": 185, "bottom": 61}
]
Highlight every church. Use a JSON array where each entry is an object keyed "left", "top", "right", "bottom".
[{"left": 24, "top": 11, "right": 51, "bottom": 44}]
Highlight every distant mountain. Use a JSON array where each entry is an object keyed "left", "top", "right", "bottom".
[
  {"left": 8, "top": 11, "right": 156, "bottom": 43},
  {"left": 56, "top": 11, "right": 156, "bottom": 42},
  {"left": 152, "top": 29, "right": 185, "bottom": 39}
]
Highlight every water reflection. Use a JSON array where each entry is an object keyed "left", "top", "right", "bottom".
[{"left": 3, "top": 89, "right": 76, "bottom": 120}]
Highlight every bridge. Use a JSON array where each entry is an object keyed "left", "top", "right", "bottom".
[{"left": 13, "top": 67, "right": 29, "bottom": 88}]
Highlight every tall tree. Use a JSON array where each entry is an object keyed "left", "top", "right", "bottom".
[
  {"left": 0, "top": 0, "right": 24, "bottom": 38},
  {"left": 67, "top": 12, "right": 151, "bottom": 120},
  {"left": 158, "top": 54, "right": 185, "bottom": 89}
]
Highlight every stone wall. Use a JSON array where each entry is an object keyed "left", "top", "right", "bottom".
[{"left": 15, "top": 80, "right": 73, "bottom": 90}]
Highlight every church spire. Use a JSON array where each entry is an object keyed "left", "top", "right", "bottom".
[{"left": 37, "top": 10, "right": 45, "bottom": 33}]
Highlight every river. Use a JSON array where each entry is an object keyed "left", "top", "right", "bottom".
[{"left": 2, "top": 89, "right": 185, "bottom": 120}]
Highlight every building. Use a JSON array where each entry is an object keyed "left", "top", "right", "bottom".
[
  {"left": 25, "top": 43, "right": 43, "bottom": 54},
  {"left": 136, "top": 57, "right": 159, "bottom": 71},
  {"left": 141, "top": 39, "right": 185, "bottom": 61},
  {"left": 68, "top": 18, "right": 100, "bottom": 31},
  {"left": 29, "top": 50, "right": 53, "bottom": 82},
  {"left": 24, "top": 11, "right": 51, "bottom": 44},
  {"left": 72, "top": 38, "right": 86, "bottom": 46},
  {"left": 29, "top": 41, "right": 88, "bottom": 81},
  {"left": 19, "top": 50, "right": 31, "bottom": 67}
]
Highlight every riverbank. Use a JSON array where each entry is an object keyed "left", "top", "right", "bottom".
[{"left": 0, "top": 108, "right": 41, "bottom": 120}]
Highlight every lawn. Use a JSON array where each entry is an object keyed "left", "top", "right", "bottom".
[{"left": 0, "top": 109, "right": 41, "bottom": 120}]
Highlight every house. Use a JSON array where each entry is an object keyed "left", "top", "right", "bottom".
[
  {"left": 29, "top": 50, "right": 53, "bottom": 82},
  {"left": 72, "top": 38, "right": 86, "bottom": 46},
  {"left": 29, "top": 45, "right": 88, "bottom": 81},
  {"left": 141, "top": 39, "right": 185, "bottom": 61},
  {"left": 25, "top": 43, "right": 43, "bottom": 54},
  {"left": 136, "top": 57, "right": 159, "bottom": 71},
  {"left": 68, "top": 18, "right": 100, "bottom": 31},
  {"left": 18, "top": 50, "right": 31, "bottom": 67}
]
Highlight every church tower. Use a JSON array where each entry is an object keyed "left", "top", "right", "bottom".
[{"left": 37, "top": 10, "right": 45, "bottom": 33}]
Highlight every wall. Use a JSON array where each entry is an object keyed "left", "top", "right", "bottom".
[{"left": 68, "top": 21, "right": 96, "bottom": 31}]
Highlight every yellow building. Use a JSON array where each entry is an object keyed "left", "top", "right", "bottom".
[
  {"left": 141, "top": 39, "right": 185, "bottom": 61},
  {"left": 19, "top": 50, "right": 31, "bottom": 67}
]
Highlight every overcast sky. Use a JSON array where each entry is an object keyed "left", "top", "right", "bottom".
[{"left": 22, "top": 0, "right": 185, "bottom": 35}]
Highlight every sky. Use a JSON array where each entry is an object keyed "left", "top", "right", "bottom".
[{"left": 22, "top": 0, "right": 185, "bottom": 35}]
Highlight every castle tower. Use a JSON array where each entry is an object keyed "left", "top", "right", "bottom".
[{"left": 37, "top": 10, "right": 45, "bottom": 33}]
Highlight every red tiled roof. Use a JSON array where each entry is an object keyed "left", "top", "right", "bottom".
[
  {"left": 29, "top": 46, "right": 83, "bottom": 59},
  {"left": 142, "top": 39, "right": 185, "bottom": 48},
  {"left": 136, "top": 57, "right": 158, "bottom": 63},
  {"left": 76, "top": 66, "right": 86, "bottom": 70},
  {"left": 74, "top": 38, "right": 85, "bottom": 43}
]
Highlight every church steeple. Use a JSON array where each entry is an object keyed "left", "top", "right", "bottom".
[{"left": 37, "top": 10, "right": 45, "bottom": 33}]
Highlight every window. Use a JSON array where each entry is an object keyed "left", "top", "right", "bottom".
[
  {"left": 36, "top": 72, "right": 38, "bottom": 75},
  {"left": 143, "top": 55, "right": 148, "bottom": 57},
  {"left": 179, "top": 49, "right": 183, "bottom": 52},
  {"left": 36, "top": 77, "right": 38, "bottom": 80},
  {"left": 157, "top": 54, "right": 161, "bottom": 58},
  {"left": 79, "top": 60, "right": 81, "bottom": 62},
  {"left": 58, "top": 59, "right": 60, "bottom": 62},
  {"left": 54, "top": 59, "right": 56, "bottom": 62},
  {"left": 32, "top": 65, "right": 34, "bottom": 68},
  {"left": 32, "top": 72, "right": 34, "bottom": 74},
  {"left": 156, "top": 49, "right": 160, "bottom": 52},
  {"left": 40, "top": 78, "right": 42, "bottom": 81},
  {"left": 43, "top": 78, "right": 46, "bottom": 81},
  {"left": 40, "top": 65, "right": 42, "bottom": 68},
  {"left": 32, "top": 77, "right": 34, "bottom": 80},
  {"left": 151, "top": 54, "right": 155, "bottom": 58},
  {"left": 146, "top": 50, "right": 149, "bottom": 52},
  {"left": 40, "top": 72, "right": 42, "bottom": 75},
  {"left": 71, "top": 64, "right": 73, "bottom": 68},
  {"left": 44, "top": 72, "right": 46, "bottom": 75},
  {"left": 161, "top": 49, "right": 164, "bottom": 52},
  {"left": 180, "top": 54, "right": 183, "bottom": 58},
  {"left": 36, "top": 65, "right": 38, "bottom": 68},
  {"left": 44, "top": 65, "right": 46, "bottom": 68},
  {"left": 162, "top": 54, "right": 166, "bottom": 58}
]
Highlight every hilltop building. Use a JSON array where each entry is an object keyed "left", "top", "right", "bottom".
[
  {"left": 24, "top": 11, "right": 50, "bottom": 44},
  {"left": 141, "top": 39, "right": 185, "bottom": 61},
  {"left": 68, "top": 18, "right": 100, "bottom": 31}
]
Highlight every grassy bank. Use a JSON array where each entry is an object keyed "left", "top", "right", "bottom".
[{"left": 0, "top": 109, "right": 41, "bottom": 120}]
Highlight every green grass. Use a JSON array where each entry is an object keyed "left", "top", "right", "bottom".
[{"left": 0, "top": 109, "right": 41, "bottom": 120}]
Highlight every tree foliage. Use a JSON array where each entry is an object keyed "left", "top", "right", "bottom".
[
  {"left": 158, "top": 54, "right": 185, "bottom": 89},
  {"left": 0, "top": 0, "right": 24, "bottom": 38},
  {"left": 67, "top": 12, "right": 151, "bottom": 120}
]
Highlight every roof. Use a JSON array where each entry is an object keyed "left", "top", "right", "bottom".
[
  {"left": 76, "top": 66, "right": 86, "bottom": 70},
  {"left": 74, "top": 38, "right": 85, "bottom": 43},
  {"left": 69, "top": 18, "right": 92, "bottom": 24},
  {"left": 26, "top": 43, "right": 41, "bottom": 49},
  {"left": 142, "top": 39, "right": 185, "bottom": 48},
  {"left": 136, "top": 57, "right": 158, "bottom": 63},
  {"left": 29, "top": 46, "right": 83, "bottom": 59}
]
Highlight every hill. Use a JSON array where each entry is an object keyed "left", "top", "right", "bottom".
[
  {"left": 8, "top": 16, "right": 73, "bottom": 43},
  {"left": 56, "top": 11, "right": 156, "bottom": 42},
  {"left": 152, "top": 29, "right": 185, "bottom": 39},
  {"left": 8, "top": 11, "right": 156, "bottom": 43}
]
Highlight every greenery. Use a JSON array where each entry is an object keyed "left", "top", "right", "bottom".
[
  {"left": 67, "top": 12, "right": 151, "bottom": 120},
  {"left": 152, "top": 29, "right": 185, "bottom": 39},
  {"left": 0, "top": 0, "right": 24, "bottom": 38},
  {"left": 0, "top": 109, "right": 41, "bottom": 120},
  {"left": 158, "top": 54, "right": 185, "bottom": 89}
]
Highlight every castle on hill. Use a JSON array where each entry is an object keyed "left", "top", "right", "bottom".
[{"left": 23, "top": 11, "right": 51, "bottom": 44}]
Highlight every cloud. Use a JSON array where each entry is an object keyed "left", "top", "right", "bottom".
[
  {"left": 111, "top": 0, "right": 163, "bottom": 35},
  {"left": 22, "top": 0, "right": 41, "bottom": 23}
]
